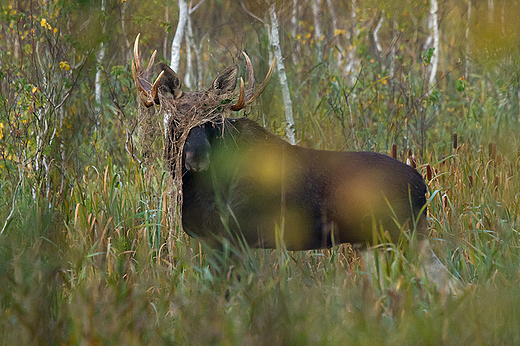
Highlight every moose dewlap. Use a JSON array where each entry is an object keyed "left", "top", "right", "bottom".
[{"left": 132, "top": 34, "right": 427, "bottom": 251}]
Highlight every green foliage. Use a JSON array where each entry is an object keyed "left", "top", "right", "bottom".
[{"left": 1, "top": 0, "right": 520, "bottom": 344}]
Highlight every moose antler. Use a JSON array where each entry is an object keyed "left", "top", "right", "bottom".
[
  {"left": 132, "top": 34, "right": 164, "bottom": 107},
  {"left": 230, "top": 52, "right": 275, "bottom": 111}
]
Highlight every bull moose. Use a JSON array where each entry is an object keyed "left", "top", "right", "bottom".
[{"left": 132, "top": 35, "right": 460, "bottom": 292}]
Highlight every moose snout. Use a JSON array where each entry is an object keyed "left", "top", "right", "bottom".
[
  {"left": 183, "top": 126, "right": 212, "bottom": 172},
  {"left": 184, "top": 150, "right": 210, "bottom": 172}
]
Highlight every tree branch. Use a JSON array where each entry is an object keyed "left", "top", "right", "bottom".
[{"left": 240, "top": 0, "right": 264, "bottom": 24}]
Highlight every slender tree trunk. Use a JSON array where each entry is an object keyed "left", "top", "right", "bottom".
[
  {"left": 500, "top": 0, "right": 505, "bottom": 34},
  {"left": 291, "top": 0, "right": 300, "bottom": 65},
  {"left": 94, "top": 0, "right": 106, "bottom": 130},
  {"left": 428, "top": 0, "right": 439, "bottom": 91},
  {"left": 170, "top": 0, "right": 188, "bottom": 72},
  {"left": 163, "top": 7, "right": 169, "bottom": 60},
  {"left": 311, "top": 0, "right": 323, "bottom": 64},
  {"left": 488, "top": 0, "right": 494, "bottom": 22},
  {"left": 345, "top": 0, "right": 359, "bottom": 83},
  {"left": 196, "top": 39, "right": 204, "bottom": 89},
  {"left": 184, "top": 12, "right": 194, "bottom": 89},
  {"left": 269, "top": 3, "right": 295, "bottom": 145},
  {"left": 327, "top": 0, "right": 344, "bottom": 69},
  {"left": 389, "top": 20, "right": 397, "bottom": 78},
  {"left": 120, "top": 0, "right": 131, "bottom": 60},
  {"left": 165, "top": 0, "right": 188, "bottom": 141},
  {"left": 373, "top": 14, "right": 384, "bottom": 57},
  {"left": 465, "top": 0, "right": 471, "bottom": 81}
]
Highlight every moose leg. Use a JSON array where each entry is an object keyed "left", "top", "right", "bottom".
[
  {"left": 417, "top": 239, "right": 463, "bottom": 295},
  {"left": 358, "top": 240, "right": 463, "bottom": 295},
  {"left": 358, "top": 246, "right": 386, "bottom": 290}
]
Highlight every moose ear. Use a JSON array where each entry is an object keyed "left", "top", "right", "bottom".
[
  {"left": 157, "top": 62, "right": 183, "bottom": 99},
  {"left": 211, "top": 65, "right": 238, "bottom": 94}
]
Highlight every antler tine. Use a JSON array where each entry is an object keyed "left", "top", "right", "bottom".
[
  {"left": 151, "top": 70, "right": 165, "bottom": 103},
  {"left": 230, "top": 77, "right": 246, "bottom": 111},
  {"left": 131, "top": 60, "right": 147, "bottom": 95},
  {"left": 242, "top": 52, "right": 255, "bottom": 97},
  {"left": 132, "top": 34, "right": 156, "bottom": 107},
  {"left": 245, "top": 56, "right": 275, "bottom": 105},
  {"left": 145, "top": 49, "right": 157, "bottom": 80},
  {"left": 133, "top": 34, "right": 142, "bottom": 74}
]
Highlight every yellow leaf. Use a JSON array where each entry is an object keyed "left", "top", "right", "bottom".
[
  {"left": 59, "top": 61, "right": 70, "bottom": 71},
  {"left": 334, "top": 29, "right": 346, "bottom": 36}
]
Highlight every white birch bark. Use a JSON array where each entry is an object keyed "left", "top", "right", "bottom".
[
  {"left": 345, "top": 0, "right": 359, "bottom": 83},
  {"left": 488, "top": 0, "right": 494, "bottom": 22},
  {"left": 94, "top": 0, "right": 106, "bottom": 125},
  {"left": 465, "top": 0, "right": 471, "bottom": 80},
  {"left": 269, "top": 3, "right": 295, "bottom": 145},
  {"left": 195, "top": 39, "right": 204, "bottom": 89},
  {"left": 184, "top": 0, "right": 206, "bottom": 88},
  {"left": 170, "top": 0, "right": 188, "bottom": 72},
  {"left": 389, "top": 20, "right": 397, "bottom": 78},
  {"left": 120, "top": 0, "right": 131, "bottom": 60},
  {"left": 163, "top": 7, "right": 169, "bottom": 60},
  {"left": 291, "top": 0, "right": 300, "bottom": 65},
  {"left": 327, "top": 0, "right": 343, "bottom": 69},
  {"left": 428, "top": 0, "right": 439, "bottom": 90},
  {"left": 373, "top": 14, "right": 384, "bottom": 57},
  {"left": 311, "top": 0, "right": 323, "bottom": 63},
  {"left": 184, "top": 12, "right": 194, "bottom": 89}
]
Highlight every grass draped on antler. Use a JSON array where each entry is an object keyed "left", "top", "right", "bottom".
[{"left": 156, "top": 87, "right": 241, "bottom": 234}]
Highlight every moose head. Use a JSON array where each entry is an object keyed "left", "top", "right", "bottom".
[{"left": 131, "top": 34, "right": 275, "bottom": 174}]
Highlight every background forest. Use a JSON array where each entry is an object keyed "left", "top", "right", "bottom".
[{"left": 1, "top": 0, "right": 520, "bottom": 344}]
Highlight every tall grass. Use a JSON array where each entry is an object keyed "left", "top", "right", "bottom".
[
  {"left": 2, "top": 13, "right": 520, "bottom": 346},
  {"left": 2, "top": 88, "right": 520, "bottom": 345}
]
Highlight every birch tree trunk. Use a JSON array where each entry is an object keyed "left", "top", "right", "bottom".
[
  {"left": 120, "top": 0, "right": 131, "bottom": 60},
  {"left": 184, "top": 0, "right": 206, "bottom": 89},
  {"left": 311, "top": 0, "right": 323, "bottom": 64},
  {"left": 428, "top": 0, "right": 439, "bottom": 91},
  {"left": 170, "top": 0, "right": 188, "bottom": 72},
  {"left": 184, "top": 12, "right": 194, "bottom": 89},
  {"left": 488, "top": 0, "right": 494, "bottom": 22},
  {"left": 163, "top": 7, "right": 169, "bottom": 60},
  {"left": 195, "top": 39, "right": 204, "bottom": 89},
  {"left": 165, "top": 0, "right": 189, "bottom": 140},
  {"left": 291, "top": 0, "right": 300, "bottom": 65},
  {"left": 94, "top": 0, "right": 106, "bottom": 130},
  {"left": 269, "top": 3, "right": 295, "bottom": 145},
  {"left": 389, "top": 20, "right": 397, "bottom": 78},
  {"left": 345, "top": 0, "right": 359, "bottom": 83},
  {"left": 327, "top": 0, "right": 343, "bottom": 69},
  {"left": 373, "top": 14, "right": 384, "bottom": 58},
  {"left": 465, "top": 0, "right": 471, "bottom": 81}
]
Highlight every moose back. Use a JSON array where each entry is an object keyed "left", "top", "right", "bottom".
[{"left": 132, "top": 36, "right": 427, "bottom": 251}]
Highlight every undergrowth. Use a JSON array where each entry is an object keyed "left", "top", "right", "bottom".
[{"left": 2, "top": 1, "right": 520, "bottom": 344}]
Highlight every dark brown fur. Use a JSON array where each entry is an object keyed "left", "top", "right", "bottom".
[
  {"left": 180, "top": 117, "right": 427, "bottom": 250},
  {"left": 147, "top": 61, "right": 428, "bottom": 250}
]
